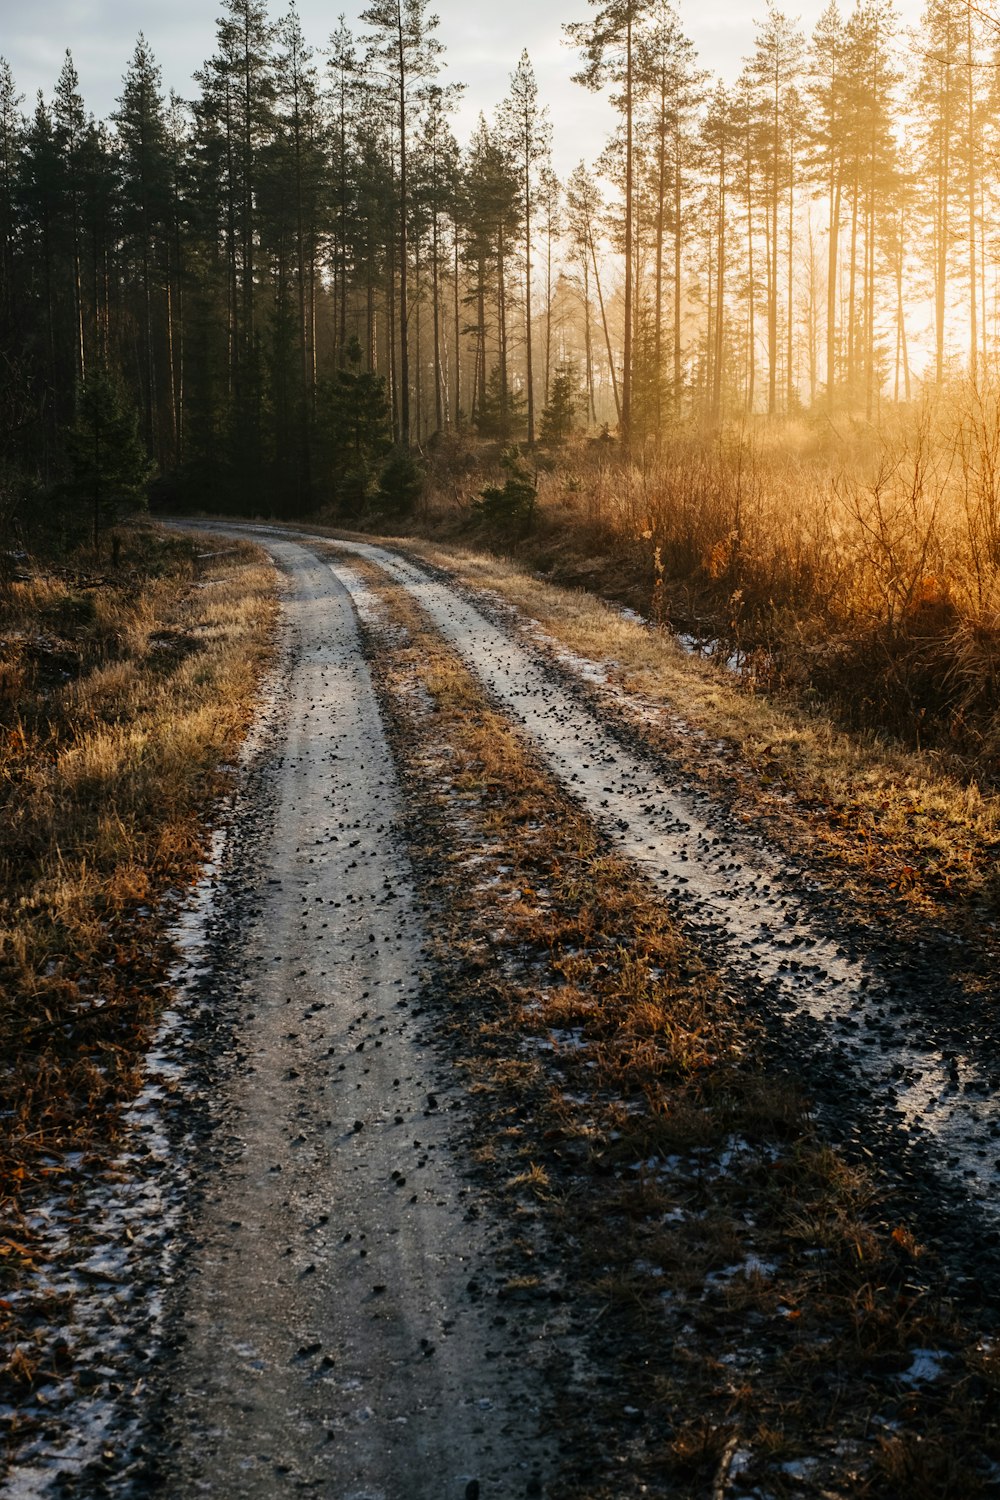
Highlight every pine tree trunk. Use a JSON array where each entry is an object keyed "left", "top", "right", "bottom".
[
  {"left": 524, "top": 153, "right": 535, "bottom": 445},
  {"left": 826, "top": 174, "right": 841, "bottom": 403},
  {"left": 673, "top": 143, "right": 682, "bottom": 411},
  {"left": 712, "top": 169, "right": 726, "bottom": 427},
  {"left": 591, "top": 227, "right": 621, "bottom": 424},
  {"left": 432, "top": 206, "right": 443, "bottom": 433},
  {"left": 621, "top": 12, "right": 633, "bottom": 447},
  {"left": 396, "top": 36, "right": 410, "bottom": 446}
]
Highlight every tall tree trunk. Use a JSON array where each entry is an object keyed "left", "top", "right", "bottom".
[
  {"left": 786, "top": 136, "right": 795, "bottom": 411},
  {"left": 672, "top": 125, "right": 682, "bottom": 408},
  {"left": 414, "top": 234, "right": 423, "bottom": 443},
  {"left": 524, "top": 159, "right": 535, "bottom": 444},
  {"left": 396, "top": 41, "right": 410, "bottom": 445},
  {"left": 454, "top": 229, "right": 462, "bottom": 427},
  {"left": 590, "top": 227, "right": 621, "bottom": 424},
  {"left": 712, "top": 170, "right": 726, "bottom": 428},
  {"left": 745, "top": 148, "right": 755, "bottom": 414},
  {"left": 498, "top": 222, "right": 508, "bottom": 435},
  {"left": 387, "top": 227, "right": 399, "bottom": 439},
  {"left": 621, "top": 12, "right": 633, "bottom": 446},
  {"left": 767, "top": 81, "right": 779, "bottom": 416},
  {"left": 653, "top": 114, "right": 666, "bottom": 431},
  {"left": 584, "top": 252, "right": 596, "bottom": 423},
  {"left": 432, "top": 207, "right": 443, "bottom": 432},
  {"left": 847, "top": 167, "right": 859, "bottom": 398},
  {"left": 826, "top": 174, "right": 841, "bottom": 403},
  {"left": 544, "top": 205, "right": 554, "bottom": 406},
  {"left": 967, "top": 0, "right": 977, "bottom": 383}
]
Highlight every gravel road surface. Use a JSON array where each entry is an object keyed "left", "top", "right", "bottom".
[
  {"left": 158, "top": 538, "right": 552, "bottom": 1498},
  {"left": 318, "top": 537, "right": 1000, "bottom": 1223},
  {"left": 151, "top": 519, "right": 1000, "bottom": 1498}
]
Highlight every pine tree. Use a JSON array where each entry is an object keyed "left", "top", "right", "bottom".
[
  {"left": 807, "top": 1, "right": 847, "bottom": 404},
  {"left": 567, "top": 0, "right": 655, "bottom": 448},
  {"left": 0, "top": 59, "right": 23, "bottom": 323},
  {"left": 634, "top": 0, "right": 706, "bottom": 427},
  {"left": 745, "top": 5, "right": 804, "bottom": 417},
  {"left": 327, "top": 17, "right": 361, "bottom": 365},
  {"left": 53, "top": 53, "right": 87, "bottom": 386},
  {"left": 566, "top": 163, "right": 620, "bottom": 426},
  {"left": 540, "top": 362, "right": 584, "bottom": 443},
  {"left": 194, "top": 0, "right": 277, "bottom": 480},
  {"left": 114, "top": 36, "right": 170, "bottom": 455},
  {"left": 414, "top": 86, "right": 460, "bottom": 434},
  {"left": 499, "top": 51, "right": 551, "bottom": 446},
  {"left": 64, "top": 367, "right": 150, "bottom": 548},
  {"left": 463, "top": 117, "right": 521, "bottom": 439},
  {"left": 318, "top": 336, "right": 392, "bottom": 513}
]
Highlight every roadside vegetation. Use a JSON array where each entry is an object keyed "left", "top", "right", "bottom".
[
  {"left": 0, "top": 527, "right": 275, "bottom": 1334},
  {"left": 374, "top": 384, "right": 1000, "bottom": 784},
  {"left": 346, "top": 546, "right": 1000, "bottom": 1498}
]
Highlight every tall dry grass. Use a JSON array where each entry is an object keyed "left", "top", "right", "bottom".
[{"left": 427, "top": 383, "right": 1000, "bottom": 777}]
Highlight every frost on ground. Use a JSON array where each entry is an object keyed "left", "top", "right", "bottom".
[
  {"left": 321, "top": 539, "right": 1000, "bottom": 1228},
  {"left": 2, "top": 880, "right": 219, "bottom": 1496},
  {"left": 0, "top": 625, "right": 288, "bottom": 1500}
]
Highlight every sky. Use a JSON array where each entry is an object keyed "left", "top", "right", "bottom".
[{"left": 5, "top": 0, "right": 926, "bottom": 178}]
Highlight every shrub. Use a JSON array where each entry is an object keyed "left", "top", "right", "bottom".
[
  {"left": 378, "top": 448, "right": 425, "bottom": 516},
  {"left": 473, "top": 448, "right": 538, "bottom": 536}
]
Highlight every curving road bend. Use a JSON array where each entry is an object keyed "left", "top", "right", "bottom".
[{"left": 160, "top": 537, "right": 551, "bottom": 1499}]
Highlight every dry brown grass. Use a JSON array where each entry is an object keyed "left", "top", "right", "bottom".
[
  {"left": 0, "top": 524, "right": 276, "bottom": 1188},
  {"left": 363, "top": 379, "right": 1000, "bottom": 791},
  {"left": 386, "top": 535, "right": 1000, "bottom": 927}
]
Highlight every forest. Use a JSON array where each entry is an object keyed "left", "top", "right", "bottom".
[
  {"left": 8, "top": 7, "right": 1000, "bottom": 1492},
  {"left": 4, "top": 0, "right": 1000, "bottom": 765}
]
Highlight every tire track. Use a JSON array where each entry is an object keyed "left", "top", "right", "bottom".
[
  {"left": 313, "top": 538, "right": 1000, "bottom": 1232},
  {"left": 157, "top": 536, "right": 552, "bottom": 1499}
]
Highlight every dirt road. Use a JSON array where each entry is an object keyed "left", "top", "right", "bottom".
[
  {"left": 320, "top": 539, "right": 999, "bottom": 1207},
  {"left": 152, "top": 538, "right": 554, "bottom": 1498},
  {"left": 24, "top": 519, "right": 997, "bottom": 1499},
  {"left": 205, "top": 526, "right": 1000, "bottom": 1228}
]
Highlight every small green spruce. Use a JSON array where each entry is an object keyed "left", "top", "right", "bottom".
[
  {"left": 319, "top": 337, "right": 393, "bottom": 515},
  {"left": 377, "top": 448, "right": 425, "bottom": 517},
  {"left": 64, "top": 367, "right": 151, "bottom": 550},
  {"left": 540, "top": 363, "right": 584, "bottom": 445},
  {"left": 473, "top": 447, "right": 538, "bottom": 535}
]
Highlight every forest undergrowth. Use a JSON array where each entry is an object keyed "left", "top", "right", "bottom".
[{"left": 385, "top": 382, "right": 1000, "bottom": 793}]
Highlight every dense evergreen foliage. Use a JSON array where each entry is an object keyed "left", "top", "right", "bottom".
[{"left": 2, "top": 0, "right": 999, "bottom": 533}]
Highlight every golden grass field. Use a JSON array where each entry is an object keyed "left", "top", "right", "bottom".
[{"left": 415, "top": 381, "right": 1000, "bottom": 786}]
